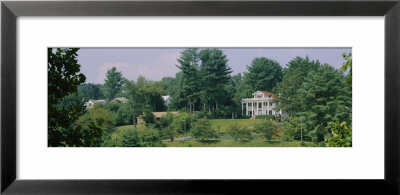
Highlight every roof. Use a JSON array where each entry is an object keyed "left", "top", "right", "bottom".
[
  {"left": 152, "top": 111, "right": 179, "bottom": 118},
  {"left": 254, "top": 91, "right": 278, "bottom": 100}
]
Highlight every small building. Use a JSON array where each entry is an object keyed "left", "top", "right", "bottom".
[
  {"left": 84, "top": 99, "right": 106, "bottom": 108},
  {"left": 137, "top": 111, "right": 179, "bottom": 124},
  {"left": 162, "top": 95, "right": 172, "bottom": 107},
  {"left": 112, "top": 97, "right": 128, "bottom": 103},
  {"left": 241, "top": 91, "right": 287, "bottom": 117}
]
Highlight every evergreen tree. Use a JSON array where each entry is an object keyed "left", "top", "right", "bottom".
[
  {"left": 176, "top": 48, "right": 201, "bottom": 111},
  {"left": 104, "top": 67, "right": 124, "bottom": 100},
  {"left": 244, "top": 57, "right": 283, "bottom": 92},
  {"left": 297, "top": 65, "right": 352, "bottom": 142},
  {"left": 274, "top": 56, "right": 321, "bottom": 114},
  {"left": 199, "top": 48, "right": 232, "bottom": 112}
]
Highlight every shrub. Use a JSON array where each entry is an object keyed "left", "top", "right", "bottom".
[
  {"left": 227, "top": 123, "right": 252, "bottom": 141},
  {"left": 283, "top": 117, "right": 302, "bottom": 141},
  {"left": 255, "top": 115, "right": 275, "bottom": 120},
  {"left": 119, "top": 129, "right": 141, "bottom": 147},
  {"left": 142, "top": 109, "right": 156, "bottom": 126},
  {"left": 254, "top": 120, "right": 280, "bottom": 142},
  {"left": 326, "top": 121, "right": 352, "bottom": 147},
  {"left": 73, "top": 105, "right": 115, "bottom": 147},
  {"left": 141, "top": 129, "right": 164, "bottom": 147},
  {"left": 190, "top": 119, "right": 220, "bottom": 141}
]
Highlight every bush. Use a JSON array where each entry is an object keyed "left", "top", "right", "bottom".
[
  {"left": 227, "top": 123, "right": 252, "bottom": 141},
  {"left": 73, "top": 105, "right": 115, "bottom": 147},
  {"left": 141, "top": 129, "right": 164, "bottom": 147},
  {"left": 255, "top": 115, "right": 275, "bottom": 120},
  {"left": 193, "top": 111, "right": 211, "bottom": 119},
  {"left": 283, "top": 117, "right": 302, "bottom": 141},
  {"left": 119, "top": 129, "right": 141, "bottom": 147},
  {"left": 326, "top": 121, "right": 352, "bottom": 147},
  {"left": 254, "top": 120, "right": 280, "bottom": 142},
  {"left": 142, "top": 109, "right": 156, "bottom": 126},
  {"left": 190, "top": 119, "right": 220, "bottom": 141}
]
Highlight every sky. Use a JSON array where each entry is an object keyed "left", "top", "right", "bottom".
[{"left": 77, "top": 48, "right": 352, "bottom": 84}]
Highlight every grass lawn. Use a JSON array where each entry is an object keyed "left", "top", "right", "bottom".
[
  {"left": 164, "top": 140, "right": 318, "bottom": 147},
  {"left": 111, "top": 119, "right": 319, "bottom": 147},
  {"left": 111, "top": 124, "right": 147, "bottom": 140},
  {"left": 209, "top": 119, "right": 263, "bottom": 132}
]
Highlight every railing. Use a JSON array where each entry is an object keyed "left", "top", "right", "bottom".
[{"left": 241, "top": 98, "right": 273, "bottom": 102}]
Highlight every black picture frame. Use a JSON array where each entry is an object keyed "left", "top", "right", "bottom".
[{"left": 1, "top": 0, "right": 399, "bottom": 194}]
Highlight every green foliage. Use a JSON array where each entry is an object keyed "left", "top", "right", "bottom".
[
  {"left": 297, "top": 65, "right": 352, "bottom": 142},
  {"left": 141, "top": 129, "right": 164, "bottom": 147},
  {"left": 157, "top": 112, "right": 174, "bottom": 129},
  {"left": 199, "top": 48, "right": 233, "bottom": 112},
  {"left": 274, "top": 56, "right": 321, "bottom": 114},
  {"left": 255, "top": 115, "right": 275, "bottom": 120},
  {"left": 244, "top": 57, "right": 283, "bottom": 92},
  {"left": 254, "top": 120, "right": 280, "bottom": 141},
  {"left": 101, "top": 101, "right": 132, "bottom": 126},
  {"left": 48, "top": 48, "right": 86, "bottom": 147},
  {"left": 190, "top": 119, "right": 220, "bottom": 141},
  {"left": 283, "top": 117, "right": 303, "bottom": 141},
  {"left": 77, "top": 83, "right": 104, "bottom": 102},
  {"left": 124, "top": 76, "right": 167, "bottom": 127},
  {"left": 176, "top": 48, "right": 201, "bottom": 111},
  {"left": 142, "top": 109, "right": 156, "bottom": 126},
  {"left": 119, "top": 129, "right": 141, "bottom": 147},
  {"left": 326, "top": 121, "right": 352, "bottom": 147},
  {"left": 104, "top": 67, "right": 125, "bottom": 100},
  {"left": 73, "top": 106, "right": 115, "bottom": 146},
  {"left": 160, "top": 112, "right": 192, "bottom": 141},
  {"left": 341, "top": 53, "right": 352, "bottom": 86},
  {"left": 226, "top": 123, "right": 252, "bottom": 141}
]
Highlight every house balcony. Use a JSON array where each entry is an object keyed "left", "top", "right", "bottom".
[{"left": 241, "top": 98, "right": 273, "bottom": 102}]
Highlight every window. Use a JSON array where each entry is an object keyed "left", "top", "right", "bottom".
[
  {"left": 269, "top": 110, "right": 272, "bottom": 115},
  {"left": 270, "top": 102, "right": 273, "bottom": 106},
  {"left": 258, "top": 103, "right": 262, "bottom": 108}
]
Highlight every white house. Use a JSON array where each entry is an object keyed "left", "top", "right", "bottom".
[
  {"left": 162, "top": 95, "right": 172, "bottom": 107},
  {"left": 241, "top": 91, "right": 288, "bottom": 117},
  {"left": 112, "top": 97, "right": 128, "bottom": 103},
  {"left": 84, "top": 99, "right": 106, "bottom": 108}
]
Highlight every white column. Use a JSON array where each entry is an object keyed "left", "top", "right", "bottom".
[
  {"left": 262, "top": 102, "right": 264, "bottom": 115},
  {"left": 252, "top": 102, "right": 254, "bottom": 116}
]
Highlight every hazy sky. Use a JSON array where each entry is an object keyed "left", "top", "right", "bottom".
[{"left": 77, "top": 48, "right": 352, "bottom": 84}]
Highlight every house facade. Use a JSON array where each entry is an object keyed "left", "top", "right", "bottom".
[
  {"left": 241, "top": 91, "right": 287, "bottom": 117},
  {"left": 162, "top": 95, "right": 172, "bottom": 107}
]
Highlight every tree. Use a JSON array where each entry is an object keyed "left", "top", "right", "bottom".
[
  {"left": 142, "top": 109, "right": 156, "bottom": 126},
  {"left": 244, "top": 57, "right": 283, "bottom": 92},
  {"left": 119, "top": 129, "right": 141, "bottom": 147},
  {"left": 141, "top": 128, "right": 164, "bottom": 147},
  {"left": 78, "top": 83, "right": 104, "bottom": 101},
  {"left": 297, "top": 65, "right": 352, "bottom": 142},
  {"left": 199, "top": 48, "right": 233, "bottom": 112},
  {"left": 254, "top": 120, "right": 280, "bottom": 142},
  {"left": 48, "top": 48, "right": 86, "bottom": 146},
  {"left": 326, "top": 121, "right": 352, "bottom": 147},
  {"left": 104, "top": 67, "right": 124, "bottom": 100},
  {"left": 73, "top": 105, "right": 115, "bottom": 147},
  {"left": 282, "top": 117, "right": 303, "bottom": 141},
  {"left": 176, "top": 48, "right": 201, "bottom": 112},
  {"left": 341, "top": 53, "right": 352, "bottom": 86},
  {"left": 190, "top": 119, "right": 220, "bottom": 141},
  {"left": 274, "top": 57, "right": 321, "bottom": 114},
  {"left": 227, "top": 123, "right": 252, "bottom": 141}
]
